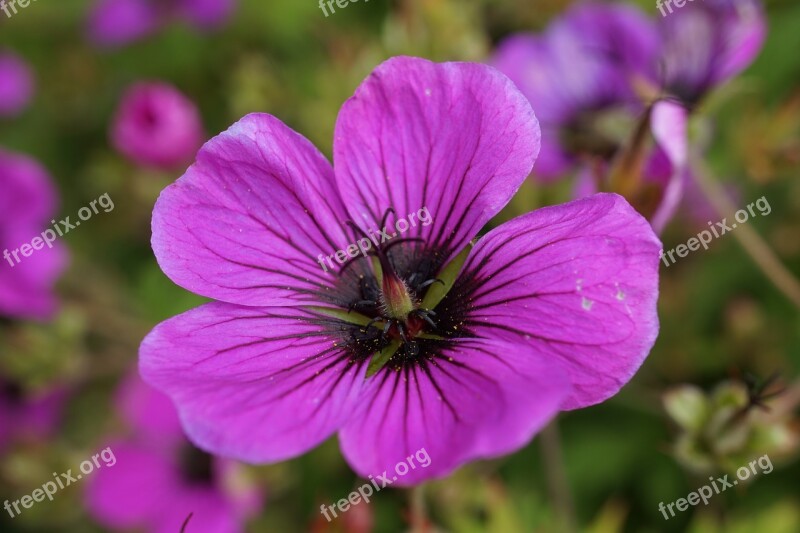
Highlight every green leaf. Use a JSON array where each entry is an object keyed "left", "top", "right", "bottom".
[
  {"left": 420, "top": 242, "right": 473, "bottom": 310},
  {"left": 366, "top": 340, "right": 401, "bottom": 378},
  {"left": 305, "top": 306, "right": 372, "bottom": 326}
]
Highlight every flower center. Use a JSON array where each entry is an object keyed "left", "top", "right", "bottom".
[
  {"left": 2, "top": 381, "right": 24, "bottom": 406},
  {"left": 315, "top": 212, "right": 477, "bottom": 376}
]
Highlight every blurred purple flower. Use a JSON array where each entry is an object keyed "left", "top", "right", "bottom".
[
  {"left": 491, "top": 2, "right": 659, "bottom": 181},
  {"left": 139, "top": 57, "right": 661, "bottom": 484},
  {"left": 577, "top": 99, "right": 691, "bottom": 235},
  {"left": 0, "top": 148, "right": 67, "bottom": 320},
  {"left": 658, "top": 0, "right": 766, "bottom": 107},
  {"left": 0, "top": 51, "right": 34, "bottom": 117},
  {"left": 0, "top": 381, "right": 66, "bottom": 450},
  {"left": 85, "top": 373, "right": 261, "bottom": 533},
  {"left": 87, "top": 0, "right": 237, "bottom": 47},
  {"left": 111, "top": 82, "right": 204, "bottom": 171}
]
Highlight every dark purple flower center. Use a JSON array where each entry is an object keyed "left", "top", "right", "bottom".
[
  {"left": 2, "top": 381, "right": 24, "bottom": 406},
  {"left": 139, "top": 104, "right": 160, "bottom": 130},
  {"left": 319, "top": 234, "right": 472, "bottom": 372},
  {"left": 665, "top": 81, "right": 706, "bottom": 111},
  {"left": 179, "top": 444, "right": 215, "bottom": 485}
]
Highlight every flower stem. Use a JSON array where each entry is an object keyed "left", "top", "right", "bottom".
[
  {"left": 409, "top": 484, "right": 429, "bottom": 532},
  {"left": 691, "top": 157, "right": 800, "bottom": 309},
  {"left": 540, "top": 419, "right": 577, "bottom": 533}
]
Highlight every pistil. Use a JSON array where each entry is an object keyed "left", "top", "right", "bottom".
[{"left": 380, "top": 269, "right": 416, "bottom": 321}]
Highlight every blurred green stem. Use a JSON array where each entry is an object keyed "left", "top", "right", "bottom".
[
  {"left": 409, "top": 484, "right": 429, "bottom": 532},
  {"left": 692, "top": 157, "right": 800, "bottom": 309},
  {"left": 541, "top": 419, "right": 577, "bottom": 533}
]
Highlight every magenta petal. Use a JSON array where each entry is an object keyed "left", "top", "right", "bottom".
[
  {"left": 456, "top": 193, "right": 661, "bottom": 410},
  {"left": 0, "top": 149, "right": 68, "bottom": 321},
  {"left": 154, "top": 487, "right": 241, "bottom": 533},
  {"left": 111, "top": 82, "right": 204, "bottom": 170},
  {"left": 0, "top": 239, "right": 67, "bottom": 320},
  {"left": 491, "top": 35, "right": 577, "bottom": 125},
  {"left": 86, "top": 0, "right": 160, "bottom": 47},
  {"left": 660, "top": 0, "right": 765, "bottom": 100},
  {"left": 334, "top": 56, "right": 540, "bottom": 262},
  {"left": 0, "top": 385, "right": 66, "bottom": 448},
  {"left": 116, "top": 372, "right": 185, "bottom": 449},
  {"left": 16, "top": 387, "right": 67, "bottom": 439},
  {"left": 558, "top": 2, "right": 660, "bottom": 84},
  {"left": 652, "top": 101, "right": 688, "bottom": 171},
  {"left": 151, "top": 113, "right": 352, "bottom": 307},
  {"left": 339, "top": 338, "right": 569, "bottom": 486},
  {"left": 85, "top": 441, "right": 178, "bottom": 529},
  {"left": 0, "top": 149, "right": 58, "bottom": 224},
  {"left": 650, "top": 100, "right": 689, "bottom": 233},
  {"left": 177, "top": 0, "right": 237, "bottom": 30},
  {"left": 492, "top": 0, "right": 657, "bottom": 125},
  {"left": 0, "top": 51, "right": 34, "bottom": 117},
  {"left": 140, "top": 302, "right": 364, "bottom": 462},
  {"left": 573, "top": 164, "right": 602, "bottom": 200},
  {"left": 711, "top": 0, "right": 766, "bottom": 85}
]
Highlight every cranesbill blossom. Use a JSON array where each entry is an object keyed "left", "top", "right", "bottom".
[
  {"left": 492, "top": 4, "right": 689, "bottom": 232},
  {"left": 111, "top": 82, "right": 204, "bottom": 171},
  {"left": 491, "top": 2, "right": 659, "bottom": 181},
  {"left": 588, "top": 0, "right": 765, "bottom": 227},
  {"left": 0, "top": 51, "right": 34, "bottom": 117},
  {"left": 0, "top": 148, "right": 67, "bottom": 320},
  {"left": 625, "top": 0, "right": 765, "bottom": 229},
  {"left": 141, "top": 57, "right": 661, "bottom": 485},
  {"left": 85, "top": 373, "right": 261, "bottom": 533},
  {"left": 658, "top": 0, "right": 766, "bottom": 109},
  {"left": 87, "top": 0, "right": 236, "bottom": 47},
  {"left": 574, "top": 99, "right": 689, "bottom": 234}
]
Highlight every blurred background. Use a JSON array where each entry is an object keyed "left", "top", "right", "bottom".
[{"left": 1, "top": 0, "right": 799, "bottom": 531}]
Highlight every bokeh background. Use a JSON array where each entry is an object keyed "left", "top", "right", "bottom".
[{"left": 1, "top": 0, "right": 799, "bottom": 531}]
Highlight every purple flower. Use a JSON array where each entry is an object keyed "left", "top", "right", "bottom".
[
  {"left": 491, "top": 2, "right": 659, "bottom": 181},
  {"left": 0, "top": 51, "right": 34, "bottom": 117},
  {"left": 0, "top": 148, "right": 67, "bottom": 320},
  {"left": 85, "top": 373, "right": 261, "bottom": 533},
  {"left": 658, "top": 0, "right": 766, "bottom": 107},
  {"left": 0, "top": 381, "right": 66, "bottom": 450},
  {"left": 574, "top": 99, "right": 690, "bottom": 234},
  {"left": 87, "top": 0, "right": 237, "bottom": 47},
  {"left": 140, "top": 57, "right": 661, "bottom": 484},
  {"left": 111, "top": 82, "right": 204, "bottom": 171}
]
